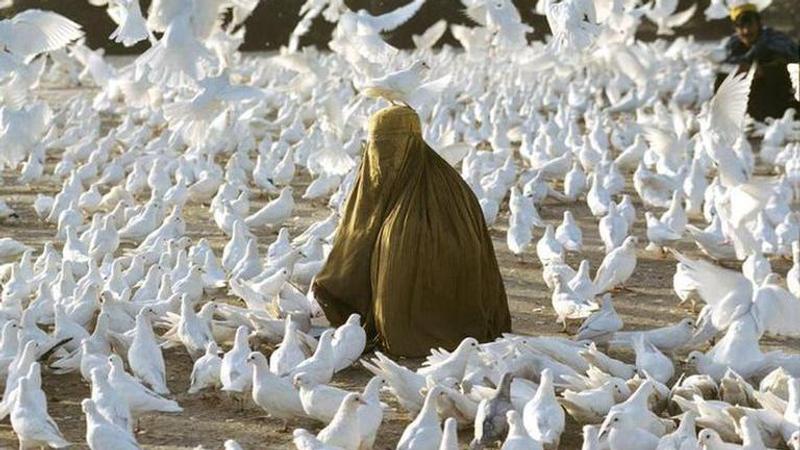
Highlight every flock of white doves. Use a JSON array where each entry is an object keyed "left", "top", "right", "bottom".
[{"left": 0, "top": 0, "right": 799, "bottom": 448}]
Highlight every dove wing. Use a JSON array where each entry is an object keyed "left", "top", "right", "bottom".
[
  {"left": 322, "top": 94, "right": 345, "bottom": 134},
  {"left": 462, "top": 4, "right": 488, "bottom": 26},
  {"left": 669, "top": 250, "right": 751, "bottom": 308},
  {"left": 407, "top": 73, "right": 452, "bottom": 110},
  {"left": 218, "top": 84, "right": 267, "bottom": 102},
  {"left": 147, "top": 0, "right": 186, "bottom": 32},
  {"left": 413, "top": 19, "right": 447, "bottom": 49},
  {"left": 341, "top": 95, "right": 366, "bottom": 131},
  {"left": 288, "top": 14, "right": 316, "bottom": 52},
  {"left": 644, "top": 0, "right": 672, "bottom": 20},
  {"left": 435, "top": 143, "right": 472, "bottom": 166},
  {"left": 544, "top": 1, "right": 565, "bottom": 40},
  {"left": 359, "top": 0, "right": 427, "bottom": 33},
  {"left": 664, "top": 3, "right": 697, "bottom": 28},
  {"left": 642, "top": 126, "right": 676, "bottom": 158},
  {"left": 270, "top": 53, "right": 318, "bottom": 74},
  {"left": 612, "top": 45, "right": 649, "bottom": 87},
  {"left": 727, "top": 180, "right": 776, "bottom": 227},
  {"left": 229, "top": 0, "right": 260, "bottom": 27},
  {"left": 752, "top": 286, "right": 800, "bottom": 337},
  {"left": 708, "top": 66, "right": 755, "bottom": 144},
  {"left": 0, "top": 10, "right": 83, "bottom": 60}
]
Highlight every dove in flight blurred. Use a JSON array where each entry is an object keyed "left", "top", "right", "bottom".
[
  {"left": 136, "top": 0, "right": 218, "bottom": 87},
  {"left": 699, "top": 67, "right": 755, "bottom": 188},
  {"left": 329, "top": 0, "right": 429, "bottom": 65},
  {"left": 0, "top": 10, "right": 84, "bottom": 63},
  {"left": 412, "top": 19, "right": 447, "bottom": 50},
  {"left": 107, "top": 0, "right": 152, "bottom": 47},
  {"left": 544, "top": 0, "right": 600, "bottom": 53},
  {"left": 0, "top": 10, "right": 79, "bottom": 131},
  {"left": 643, "top": 0, "right": 697, "bottom": 36},
  {"left": 162, "top": 70, "right": 266, "bottom": 145},
  {"left": 461, "top": 0, "right": 532, "bottom": 50}
]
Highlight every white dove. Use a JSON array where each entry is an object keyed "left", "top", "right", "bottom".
[
  {"left": 360, "top": 60, "right": 451, "bottom": 109},
  {"left": 331, "top": 313, "right": 367, "bottom": 372},
  {"left": 633, "top": 334, "right": 675, "bottom": 384},
  {"left": 220, "top": 325, "right": 253, "bottom": 394},
  {"left": 108, "top": 0, "right": 151, "bottom": 47},
  {"left": 10, "top": 375, "right": 70, "bottom": 449},
  {"left": 575, "top": 294, "right": 623, "bottom": 344},
  {"left": 128, "top": 307, "right": 169, "bottom": 394},
  {"left": 593, "top": 236, "right": 638, "bottom": 293},
  {"left": 188, "top": 341, "right": 222, "bottom": 394},
  {"left": 244, "top": 187, "right": 295, "bottom": 228},
  {"left": 82, "top": 398, "right": 140, "bottom": 450},
  {"left": 248, "top": 351, "right": 304, "bottom": 427},
  {"left": 316, "top": 393, "right": 367, "bottom": 450},
  {"left": 523, "top": 369, "right": 565, "bottom": 450},
  {"left": 397, "top": 386, "right": 445, "bottom": 450}
]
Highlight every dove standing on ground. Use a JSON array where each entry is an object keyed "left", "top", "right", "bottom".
[
  {"left": 128, "top": 307, "right": 169, "bottom": 394},
  {"left": 523, "top": 369, "right": 565, "bottom": 450},
  {"left": 471, "top": 372, "right": 515, "bottom": 449},
  {"left": 656, "top": 411, "right": 698, "bottom": 450},
  {"left": 82, "top": 399, "right": 140, "bottom": 450},
  {"left": 575, "top": 294, "right": 623, "bottom": 344},
  {"left": 633, "top": 334, "right": 675, "bottom": 384},
  {"left": 248, "top": 351, "right": 304, "bottom": 427},
  {"left": 289, "top": 329, "right": 335, "bottom": 385},
  {"left": 1, "top": 0, "right": 798, "bottom": 447},
  {"left": 397, "top": 386, "right": 445, "bottom": 450},
  {"left": 560, "top": 378, "right": 631, "bottom": 424},
  {"left": 220, "top": 325, "right": 253, "bottom": 395},
  {"left": 502, "top": 409, "right": 543, "bottom": 450},
  {"left": 245, "top": 187, "right": 295, "bottom": 228},
  {"left": 599, "top": 411, "right": 660, "bottom": 450},
  {"left": 331, "top": 313, "right": 366, "bottom": 372},
  {"left": 188, "top": 341, "right": 222, "bottom": 394},
  {"left": 270, "top": 317, "right": 308, "bottom": 376},
  {"left": 646, "top": 211, "right": 683, "bottom": 252},
  {"left": 107, "top": 353, "right": 183, "bottom": 419},
  {"left": 594, "top": 236, "right": 638, "bottom": 293},
  {"left": 556, "top": 211, "right": 583, "bottom": 252},
  {"left": 551, "top": 275, "right": 597, "bottom": 330},
  {"left": 89, "top": 367, "right": 132, "bottom": 435},
  {"left": 10, "top": 375, "right": 71, "bottom": 449},
  {"left": 315, "top": 393, "right": 366, "bottom": 450},
  {"left": 176, "top": 294, "right": 215, "bottom": 359}
]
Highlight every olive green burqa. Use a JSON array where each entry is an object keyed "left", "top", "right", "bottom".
[{"left": 312, "top": 105, "right": 511, "bottom": 357}]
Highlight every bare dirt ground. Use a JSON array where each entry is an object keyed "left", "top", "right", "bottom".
[{"left": 0, "top": 85, "right": 798, "bottom": 449}]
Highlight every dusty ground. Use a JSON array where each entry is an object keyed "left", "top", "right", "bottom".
[{"left": 0, "top": 84, "right": 798, "bottom": 449}]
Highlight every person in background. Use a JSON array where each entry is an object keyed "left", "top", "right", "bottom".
[{"left": 722, "top": 3, "right": 799, "bottom": 120}]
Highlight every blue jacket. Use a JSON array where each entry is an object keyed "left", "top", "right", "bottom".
[{"left": 724, "top": 27, "right": 799, "bottom": 65}]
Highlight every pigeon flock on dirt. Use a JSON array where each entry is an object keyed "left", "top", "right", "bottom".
[{"left": 0, "top": 0, "right": 799, "bottom": 448}]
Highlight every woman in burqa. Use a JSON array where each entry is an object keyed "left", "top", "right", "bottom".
[{"left": 312, "top": 104, "right": 511, "bottom": 358}]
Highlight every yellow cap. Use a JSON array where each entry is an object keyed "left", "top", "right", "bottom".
[{"left": 730, "top": 3, "right": 758, "bottom": 22}]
